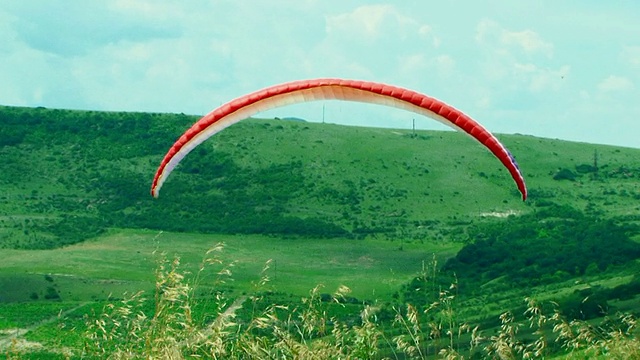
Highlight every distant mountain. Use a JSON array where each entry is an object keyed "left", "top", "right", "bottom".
[{"left": 276, "top": 116, "right": 308, "bottom": 122}]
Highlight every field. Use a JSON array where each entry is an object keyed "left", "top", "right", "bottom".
[{"left": 0, "top": 229, "right": 460, "bottom": 304}]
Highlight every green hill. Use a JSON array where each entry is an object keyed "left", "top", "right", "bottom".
[{"left": 2, "top": 105, "right": 639, "bottom": 250}]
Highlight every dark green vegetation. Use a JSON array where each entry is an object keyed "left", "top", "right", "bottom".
[
  {"left": 1, "top": 105, "right": 640, "bottom": 357},
  {"left": 446, "top": 205, "right": 640, "bottom": 289}
]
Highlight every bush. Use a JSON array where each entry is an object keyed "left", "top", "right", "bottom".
[
  {"left": 443, "top": 207, "right": 640, "bottom": 289},
  {"left": 553, "top": 168, "right": 577, "bottom": 181}
]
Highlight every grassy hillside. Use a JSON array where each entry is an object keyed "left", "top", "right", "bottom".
[
  {"left": 1, "top": 105, "right": 640, "bottom": 358},
  {"left": 2, "top": 105, "right": 640, "bottom": 249}
]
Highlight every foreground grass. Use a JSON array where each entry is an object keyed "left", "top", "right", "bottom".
[{"left": 3, "top": 244, "right": 638, "bottom": 359}]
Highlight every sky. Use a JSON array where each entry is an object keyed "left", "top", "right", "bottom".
[{"left": 1, "top": 1, "right": 639, "bottom": 148}]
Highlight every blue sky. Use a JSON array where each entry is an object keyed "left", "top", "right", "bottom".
[{"left": 1, "top": 1, "right": 639, "bottom": 148}]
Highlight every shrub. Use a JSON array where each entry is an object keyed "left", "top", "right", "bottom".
[{"left": 553, "top": 168, "right": 577, "bottom": 181}]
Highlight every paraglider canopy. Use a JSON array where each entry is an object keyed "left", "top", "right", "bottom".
[{"left": 151, "top": 78, "right": 527, "bottom": 200}]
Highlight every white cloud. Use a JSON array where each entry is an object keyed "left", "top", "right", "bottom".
[
  {"left": 501, "top": 29, "right": 553, "bottom": 58},
  {"left": 67, "top": 36, "right": 235, "bottom": 112},
  {"left": 1, "top": 1, "right": 182, "bottom": 58},
  {"left": 326, "top": 5, "right": 388, "bottom": 41},
  {"left": 621, "top": 46, "right": 640, "bottom": 67},
  {"left": 476, "top": 19, "right": 553, "bottom": 58},
  {"left": 326, "top": 5, "right": 429, "bottom": 43},
  {"left": 392, "top": 54, "right": 456, "bottom": 103},
  {"left": 473, "top": 19, "right": 568, "bottom": 102},
  {"left": 514, "top": 63, "right": 570, "bottom": 92},
  {"left": 435, "top": 55, "right": 455, "bottom": 74},
  {"left": 311, "top": 4, "right": 447, "bottom": 91},
  {"left": 398, "top": 54, "right": 427, "bottom": 75},
  {"left": 598, "top": 75, "right": 634, "bottom": 92}
]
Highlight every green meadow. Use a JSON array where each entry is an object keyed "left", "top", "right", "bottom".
[{"left": 0, "top": 229, "right": 460, "bottom": 303}]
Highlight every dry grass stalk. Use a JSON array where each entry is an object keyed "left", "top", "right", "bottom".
[{"left": 75, "top": 245, "right": 640, "bottom": 359}]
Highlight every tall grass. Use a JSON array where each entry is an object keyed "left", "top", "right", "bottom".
[
  {"left": 82, "top": 243, "right": 388, "bottom": 359},
  {"left": 6, "top": 243, "right": 637, "bottom": 359}
]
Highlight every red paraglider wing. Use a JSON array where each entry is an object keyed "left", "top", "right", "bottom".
[{"left": 151, "top": 79, "right": 527, "bottom": 200}]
